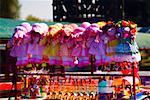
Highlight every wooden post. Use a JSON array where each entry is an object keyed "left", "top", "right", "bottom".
[
  {"left": 132, "top": 62, "right": 136, "bottom": 100},
  {"left": 90, "top": 55, "right": 94, "bottom": 74}
]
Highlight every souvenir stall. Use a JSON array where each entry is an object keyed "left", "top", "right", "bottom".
[{"left": 8, "top": 20, "right": 141, "bottom": 99}]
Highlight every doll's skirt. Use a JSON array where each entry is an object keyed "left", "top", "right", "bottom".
[{"left": 61, "top": 56, "right": 74, "bottom": 66}]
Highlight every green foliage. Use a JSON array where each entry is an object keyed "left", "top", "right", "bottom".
[
  {"left": 26, "top": 15, "right": 53, "bottom": 22},
  {"left": 26, "top": 15, "right": 44, "bottom": 22},
  {"left": 0, "top": 0, "right": 21, "bottom": 19}
]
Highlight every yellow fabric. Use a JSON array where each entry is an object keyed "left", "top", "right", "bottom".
[
  {"left": 43, "top": 42, "right": 60, "bottom": 57},
  {"left": 106, "top": 39, "right": 118, "bottom": 56},
  {"left": 97, "top": 22, "right": 106, "bottom": 28},
  {"left": 39, "top": 37, "right": 47, "bottom": 45},
  {"left": 107, "top": 39, "right": 118, "bottom": 47},
  {"left": 49, "top": 25, "right": 63, "bottom": 37},
  {"left": 124, "top": 90, "right": 130, "bottom": 96}
]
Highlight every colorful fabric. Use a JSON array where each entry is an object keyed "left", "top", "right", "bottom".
[{"left": 9, "top": 21, "right": 141, "bottom": 67}]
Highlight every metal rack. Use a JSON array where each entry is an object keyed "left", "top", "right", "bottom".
[{"left": 14, "top": 60, "right": 137, "bottom": 100}]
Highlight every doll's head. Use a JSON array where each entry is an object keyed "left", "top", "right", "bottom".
[
  {"left": 14, "top": 26, "right": 28, "bottom": 38},
  {"left": 122, "top": 27, "right": 130, "bottom": 38},
  {"left": 62, "top": 24, "right": 74, "bottom": 37},
  {"left": 40, "top": 23, "right": 49, "bottom": 36},
  {"left": 72, "top": 27, "right": 85, "bottom": 41},
  {"left": 32, "top": 23, "right": 42, "bottom": 33},
  {"left": 20, "top": 22, "right": 32, "bottom": 33},
  {"left": 86, "top": 23, "right": 100, "bottom": 37},
  {"left": 80, "top": 22, "right": 91, "bottom": 29},
  {"left": 107, "top": 27, "right": 116, "bottom": 36},
  {"left": 115, "top": 20, "right": 137, "bottom": 39},
  {"left": 48, "top": 23, "right": 63, "bottom": 37},
  {"left": 70, "top": 23, "right": 78, "bottom": 30}
]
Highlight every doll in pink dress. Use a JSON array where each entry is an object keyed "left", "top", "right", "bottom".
[
  {"left": 86, "top": 23, "right": 105, "bottom": 70},
  {"left": 27, "top": 23, "right": 46, "bottom": 64},
  {"left": 71, "top": 26, "right": 89, "bottom": 68},
  {"left": 10, "top": 24, "right": 31, "bottom": 66},
  {"left": 19, "top": 22, "right": 32, "bottom": 66},
  {"left": 10, "top": 26, "right": 27, "bottom": 57},
  {"left": 59, "top": 24, "right": 77, "bottom": 67}
]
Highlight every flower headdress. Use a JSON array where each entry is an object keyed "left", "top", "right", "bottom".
[{"left": 115, "top": 20, "right": 137, "bottom": 39}]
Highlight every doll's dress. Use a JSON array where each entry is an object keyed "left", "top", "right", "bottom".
[
  {"left": 98, "top": 35, "right": 109, "bottom": 64},
  {"left": 88, "top": 37, "right": 101, "bottom": 65},
  {"left": 130, "top": 41, "right": 141, "bottom": 62},
  {"left": 88, "top": 36, "right": 107, "bottom": 65},
  {"left": 27, "top": 36, "right": 42, "bottom": 63},
  {"left": 10, "top": 39, "right": 26, "bottom": 58},
  {"left": 115, "top": 38, "right": 132, "bottom": 62},
  {"left": 119, "top": 38, "right": 141, "bottom": 62},
  {"left": 10, "top": 37, "right": 29, "bottom": 66},
  {"left": 43, "top": 39, "right": 60, "bottom": 65},
  {"left": 105, "top": 37, "right": 119, "bottom": 63},
  {"left": 16, "top": 37, "right": 31, "bottom": 66},
  {"left": 59, "top": 39, "right": 74, "bottom": 67},
  {"left": 71, "top": 40, "right": 89, "bottom": 67},
  {"left": 79, "top": 46, "right": 89, "bottom": 67},
  {"left": 36, "top": 38, "right": 45, "bottom": 64}
]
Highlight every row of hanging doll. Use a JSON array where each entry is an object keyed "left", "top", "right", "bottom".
[{"left": 8, "top": 20, "right": 141, "bottom": 67}]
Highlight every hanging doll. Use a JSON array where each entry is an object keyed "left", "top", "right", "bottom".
[
  {"left": 115, "top": 20, "right": 131, "bottom": 62},
  {"left": 129, "top": 21, "right": 141, "bottom": 62},
  {"left": 86, "top": 23, "right": 104, "bottom": 70},
  {"left": 10, "top": 24, "right": 31, "bottom": 67},
  {"left": 71, "top": 26, "right": 89, "bottom": 68},
  {"left": 27, "top": 23, "right": 47, "bottom": 64},
  {"left": 19, "top": 22, "right": 32, "bottom": 66},
  {"left": 105, "top": 21, "right": 118, "bottom": 62},
  {"left": 115, "top": 20, "right": 141, "bottom": 63},
  {"left": 42, "top": 23, "right": 63, "bottom": 66},
  {"left": 59, "top": 24, "right": 77, "bottom": 67}
]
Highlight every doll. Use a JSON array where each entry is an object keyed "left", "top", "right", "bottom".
[
  {"left": 87, "top": 23, "right": 104, "bottom": 70},
  {"left": 43, "top": 23, "right": 63, "bottom": 65},
  {"left": 71, "top": 26, "right": 89, "bottom": 68},
  {"left": 80, "top": 22, "right": 91, "bottom": 29},
  {"left": 27, "top": 23, "right": 46, "bottom": 64},
  {"left": 19, "top": 22, "right": 32, "bottom": 66},
  {"left": 129, "top": 22, "right": 141, "bottom": 62},
  {"left": 10, "top": 26, "right": 27, "bottom": 57},
  {"left": 115, "top": 20, "right": 141, "bottom": 62},
  {"left": 10, "top": 25, "right": 30, "bottom": 67},
  {"left": 115, "top": 20, "right": 131, "bottom": 62},
  {"left": 59, "top": 24, "right": 76, "bottom": 67},
  {"left": 104, "top": 21, "right": 119, "bottom": 63}
]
